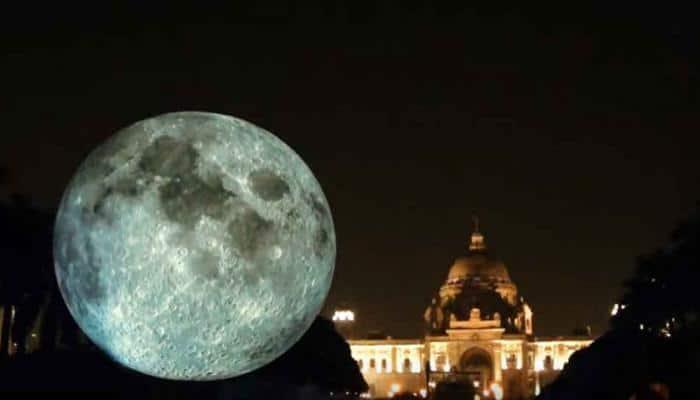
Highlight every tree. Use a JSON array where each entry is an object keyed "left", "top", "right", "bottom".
[
  {"left": 610, "top": 205, "right": 700, "bottom": 398},
  {"left": 0, "top": 197, "right": 57, "bottom": 357},
  {"left": 538, "top": 206, "right": 700, "bottom": 399},
  {"left": 536, "top": 328, "right": 653, "bottom": 399},
  {"left": 612, "top": 207, "right": 700, "bottom": 336},
  {"left": 254, "top": 316, "right": 369, "bottom": 394}
]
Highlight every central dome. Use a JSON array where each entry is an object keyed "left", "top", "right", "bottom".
[
  {"left": 439, "top": 224, "right": 520, "bottom": 309},
  {"left": 447, "top": 254, "right": 511, "bottom": 283},
  {"left": 425, "top": 220, "right": 533, "bottom": 335},
  {"left": 446, "top": 226, "right": 511, "bottom": 283}
]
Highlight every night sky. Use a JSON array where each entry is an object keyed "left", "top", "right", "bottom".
[{"left": 1, "top": 4, "right": 698, "bottom": 338}]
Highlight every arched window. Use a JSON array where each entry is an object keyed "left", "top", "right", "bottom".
[
  {"left": 544, "top": 355, "right": 554, "bottom": 371},
  {"left": 436, "top": 354, "right": 446, "bottom": 366},
  {"left": 403, "top": 358, "right": 411, "bottom": 371},
  {"left": 369, "top": 358, "right": 376, "bottom": 369},
  {"left": 381, "top": 359, "right": 387, "bottom": 371},
  {"left": 506, "top": 354, "right": 517, "bottom": 369}
]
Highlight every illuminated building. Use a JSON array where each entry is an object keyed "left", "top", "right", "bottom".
[{"left": 340, "top": 222, "right": 592, "bottom": 399}]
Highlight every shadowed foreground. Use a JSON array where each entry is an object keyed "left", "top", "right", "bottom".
[{"left": 0, "top": 316, "right": 368, "bottom": 399}]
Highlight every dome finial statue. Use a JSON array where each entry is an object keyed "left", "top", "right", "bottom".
[{"left": 469, "top": 214, "right": 486, "bottom": 252}]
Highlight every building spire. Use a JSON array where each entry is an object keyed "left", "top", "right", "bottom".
[{"left": 469, "top": 215, "right": 486, "bottom": 252}]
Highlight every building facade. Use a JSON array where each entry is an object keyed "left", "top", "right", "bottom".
[{"left": 345, "top": 226, "right": 592, "bottom": 399}]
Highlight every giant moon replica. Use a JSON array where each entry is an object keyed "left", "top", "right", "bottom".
[{"left": 53, "top": 112, "right": 335, "bottom": 380}]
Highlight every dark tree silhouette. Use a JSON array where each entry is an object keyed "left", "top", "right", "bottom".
[
  {"left": 536, "top": 328, "right": 654, "bottom": 399},
  {"left": 538, "top": 206, "right": 700, "bottom": 399},
  {"left": 610, "top": 206, "right": 700, "bottom": 398},
  {"left": 0, "top": 197, "right": 58, "bottom": 357},
  {"left": 264, "top": 316, "right": 368, "bottom": 393},
  {"left": 612, "top": 206, "right": 700, "bottom": 337}
]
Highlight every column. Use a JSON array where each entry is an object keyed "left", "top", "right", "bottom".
[{"left": 493, "top": 343, "right": 502, "bottom": 383}]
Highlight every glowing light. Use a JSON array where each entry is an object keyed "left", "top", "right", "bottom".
[
  {"left": 332, "top": 310, "right": 355, "bottom": 322},
  {"left": 443, "top": 364, "right": 451, "bottom": 372},
  {"left": 388, "top": 391, "right": 395, "bottom": 398},
  {"left": 534, "top": 360, "right": 544, "bottom": 372},
  {"left": 610, "top": 303, "right": 619, "bottom": 316},
  {"left": 490, "top": 383, "right": 503, "bottom": 400},
  {"left": 474, "top": 381, "right": 480, "bottom": 388},
  {"left": 419, "top": 389, "right": 428, "bottom": 398},
  {"left": 390, "top": 383, "right": 401, "bottom": 393},
  {"left": 640, "top": 323, "right": 645, "bottom": 331},
  {"left": 428, "top": 382, "right": 436, "bottom": 389},
  {"left": 483, "top": 389, "right": 490, "bottom": 397}
]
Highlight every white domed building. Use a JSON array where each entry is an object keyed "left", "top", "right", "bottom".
[{"left": 344, "top": 223, "right": 592, "bottom": 399}]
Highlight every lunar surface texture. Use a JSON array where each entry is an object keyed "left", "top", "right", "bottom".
[{"left": 53, "top": 112, "right": 335, "bottom": 380}]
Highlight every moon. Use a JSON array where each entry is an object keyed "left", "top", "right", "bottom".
[{"left": 53, "top": 112, "right": 336, "bottom": 380}]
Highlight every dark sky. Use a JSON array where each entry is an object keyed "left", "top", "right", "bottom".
[{"left": 1, "top": 3, "right": 698, "bottom": 338}]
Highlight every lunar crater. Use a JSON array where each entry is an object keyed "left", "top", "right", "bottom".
[
  {"left": 159, "top": 175, "right": 232, "bottom": 227},
  {"left": 227, "top": 207, "right": 277, "bottom": 261},
  {"left": 139, "top": 135, "right": 199, "bottom": 178},
  {"left": 248, "top": 169, "right": 290, "bottom": 201}
]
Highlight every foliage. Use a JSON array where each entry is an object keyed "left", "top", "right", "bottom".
[
  {"left": 258, "top": 316, "right": 368, "bottom": 393},
  {"left": 0, "top": 197, "right": 55, "bottom": 294},
  {"left": 612, "top": 206, "right": 700, "bottom": 339},
  {"left": 0, "top": 197, "right": 60, "bottom": 356},
  {"left": 539, "top": 206, "right": 700, "bottom": 399},
  {"left": 610, "top": 205, "right": 700, "bottom": 397}
]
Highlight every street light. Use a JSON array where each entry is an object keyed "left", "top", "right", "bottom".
[{"left": 332, "top": 310, "right": 355, "bottom": 322}]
